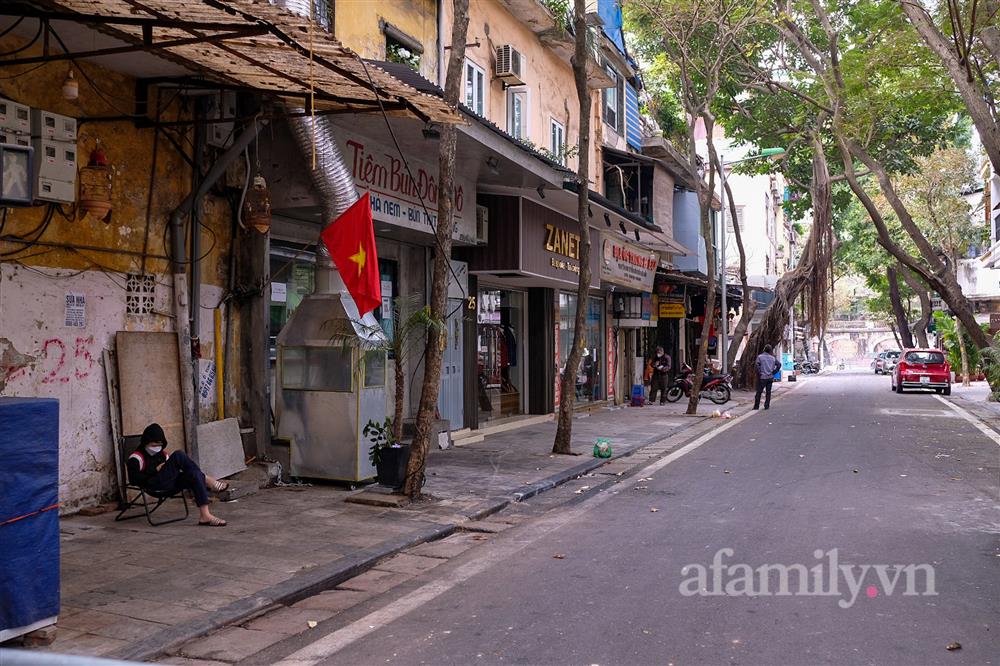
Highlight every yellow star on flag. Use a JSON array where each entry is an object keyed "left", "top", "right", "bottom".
[{"left": 349, "top": 243, "right": 366, "bottom": 276}]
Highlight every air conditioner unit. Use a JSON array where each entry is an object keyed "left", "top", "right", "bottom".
[
  {"left": 476, "top": 205, "right": 489, "bottom": 244},
  {"left": 495, "top": 45, "right": 525, "bottom": 85}
]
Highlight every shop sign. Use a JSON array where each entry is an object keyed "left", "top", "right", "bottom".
[
  {"left": 338, "top": 134, "right": 476, "bottom": 243},
  {"left": 642, "top": 292, "right": 653, "bottom": 321},
  {"left": 520, "top": 200, "right": 600, "bottom": 287},
  {"left": 600, "top": 235, "right": 658, "bottom": 291},
  {"left": 659, "top": 302, "right": 686, "bottom": 318}
]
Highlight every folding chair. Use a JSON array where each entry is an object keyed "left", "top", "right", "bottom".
[{"left": 114, "top": 435, "right": 189, "bottom": 526}]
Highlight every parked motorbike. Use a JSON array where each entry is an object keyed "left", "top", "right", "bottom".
[
  {"left": 665, "top": 364, "right": 732, "bottom": 404},
  {"left": 800, "top": 360, "right": 820, "bottom": 374}
]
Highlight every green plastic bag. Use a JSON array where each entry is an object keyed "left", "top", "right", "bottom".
[{"left": 593, "top": 438, "right": 613, "bottom": 458}]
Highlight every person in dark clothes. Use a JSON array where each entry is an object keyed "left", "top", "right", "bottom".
[
  {"left": 126, "top": 423, "right": 229, "bottom": 526},
  {"left": 754, "top": 344, "right": 779, "bottom": 410},
  {"left": 647, "top": 346, "right": 672, "bottom": 405}
]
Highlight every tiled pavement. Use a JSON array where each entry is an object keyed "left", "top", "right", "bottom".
[{"left": 10, "top": 384, "right": 803, "bottom": 662}]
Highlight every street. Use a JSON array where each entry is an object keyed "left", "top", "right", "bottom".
[{"left": 214, "top": 371, "right": 1000, "bottom": 666}]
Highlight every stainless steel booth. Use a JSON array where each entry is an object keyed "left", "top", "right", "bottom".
[{"left": 275, "top": 258, "right": 387, "bottom": 482}]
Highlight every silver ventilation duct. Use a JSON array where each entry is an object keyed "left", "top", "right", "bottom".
[{"left": 271, "top": 0, "right": 387, "bottom": 482}]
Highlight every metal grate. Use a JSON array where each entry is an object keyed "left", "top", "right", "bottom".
[{"left": 125, "top": 273, "right": 155, "bottom": 315}]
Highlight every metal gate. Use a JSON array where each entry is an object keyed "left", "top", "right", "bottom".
[{"left": 438, "top": 261, "right": 467, "bottom": 429}]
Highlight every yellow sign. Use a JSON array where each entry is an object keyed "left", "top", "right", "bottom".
[{"left": 659, "top": 302, "right": 686, "bottom": 318}]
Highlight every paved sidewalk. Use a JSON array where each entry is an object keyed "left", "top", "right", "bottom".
[
  {"left": 943, "top": 381, "right": 1000, "bottom": 429},
  {"left": 16, "top": 383, "right": 798, "bottom": 662}
]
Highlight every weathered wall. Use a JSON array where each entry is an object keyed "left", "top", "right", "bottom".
[
  {"left": 335, "top": 0, "right": 440, "bottom": 83},
  {"left": 0, "top": 33, "right": 234, "bottom": 511}
]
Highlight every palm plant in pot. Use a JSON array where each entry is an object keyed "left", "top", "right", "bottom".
[{"left": 330, "top": 294, "right": 443, "bottom": 486}]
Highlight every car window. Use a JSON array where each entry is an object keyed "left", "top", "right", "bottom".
[
  {"left": 886, "top": 351, "right": 900, "bottom": 359},
  {"left": 905, "top": 351, "right": 945, "bottom": 364}
]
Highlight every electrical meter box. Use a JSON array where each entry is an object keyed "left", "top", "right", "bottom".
[
  {"left": 0, "top": 98, "right": 30, "bottom": 136},
  {"left": 31, "top": 109, "right": 77, "bottom": 142},
  {"left": 0, "top": 132, "right": 30, "bottom": 147},
  {"left": 32, "top": 137, "right": 77, "bottom": 204}
]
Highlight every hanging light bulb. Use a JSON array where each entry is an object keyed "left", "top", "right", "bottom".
[
  {"left": 243, "top": 174, "right": 272, "bottom": 234},
  {"left": 62, "top": 70, "right": 78, "bottom": 101}
]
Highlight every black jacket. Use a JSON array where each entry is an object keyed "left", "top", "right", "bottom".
[{"left": 126, "top": 445, "right": 167, "bottom": 487}]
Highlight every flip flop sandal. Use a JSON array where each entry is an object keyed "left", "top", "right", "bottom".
[
  {"left": 198, "top": 518, "right": 227, "bottom": 527},
  {"left": 211, "top": 480, "right": 230, "bottom": 493}
]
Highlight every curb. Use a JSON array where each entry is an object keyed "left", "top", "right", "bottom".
[
  {"left": 510, "top": 414, "right": 709, "bottom": 502},
  {"left": 108, "top": 523, "right": 454, "bottom": 663}
]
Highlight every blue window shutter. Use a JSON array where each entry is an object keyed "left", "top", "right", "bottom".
[{"left": 625, "top": 84, "right": 642, "bottom": 150}]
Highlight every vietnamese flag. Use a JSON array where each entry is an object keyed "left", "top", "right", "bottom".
[{"left": 320, "top": 191, "right": 381, "bottom": 316}]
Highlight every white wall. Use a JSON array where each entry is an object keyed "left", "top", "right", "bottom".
[{"left": 0, "top": 264, "right": 223, "bottom": 512}]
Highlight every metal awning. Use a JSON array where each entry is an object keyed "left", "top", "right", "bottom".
[{"left": 10, "top": 0, "right": 459, "bottom": 123}]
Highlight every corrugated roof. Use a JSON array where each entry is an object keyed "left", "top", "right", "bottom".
[{"left": 41, "top": 0, "right": 458, "bottom": 123}]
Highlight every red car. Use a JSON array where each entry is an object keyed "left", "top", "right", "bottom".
[{"left": 891, "top": 348, "right": 952, "bottom": 395}]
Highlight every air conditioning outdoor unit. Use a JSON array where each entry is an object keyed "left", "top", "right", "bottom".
[
  {"left": 476, "top": 205, "right": 489, "bottom": 244},
  {"left": 495, "top": 45, "right": 525, "bottom": 85}
]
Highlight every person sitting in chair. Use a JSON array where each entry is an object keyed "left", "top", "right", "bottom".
[{"left": 126, "top": 423, "right": 229, "bottom": 526}]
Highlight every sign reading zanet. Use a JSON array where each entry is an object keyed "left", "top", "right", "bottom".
[
  {"left": 544, "top": 223, "right": 582, "bottom": 274},
  {"left": 601, "top": 234, "right": 658, "bottom": 291}
]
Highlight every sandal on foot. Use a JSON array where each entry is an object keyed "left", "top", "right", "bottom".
[
  {"left": 210, "top": 480, "right": 230, "bottom": 493},
  {"left": 198, "top": 517, "right": 227, "bottom": 527}
]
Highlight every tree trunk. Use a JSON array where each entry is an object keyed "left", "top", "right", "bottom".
[
  {"left": 889, "top": 321, "right": 902, "bottom": 350},
  {"left": 899, "top": 1, "right": 1000, "bottom": 173},
  {"left": 552, "top": 0, "right": 593, "bottom": 454},
  {"left": 735, "top": 132, "right": 833, "bottom": 388},
  {"left": 836, "top": 135, "right": 994, "bottom": 353},
  {"left": 717, "top": 161, "right": 757, "bottom": 375},
  {"left": 956, "top": 317, "right": 972, "bottom": 386},
  {"left": 898, "top": 264, "right": 931, "bottom": 347},
  {"left": 685, "top": 119, "right": 720, "bottom": 415},
  {"left": 887, "top": 265, "right": 914, "bottom": 348},
  {"left": 393, "top": 358, "right": 405, "bottom": 443},
  {"left": 402, "top": 0, "right": 470, "bottom": 498}
]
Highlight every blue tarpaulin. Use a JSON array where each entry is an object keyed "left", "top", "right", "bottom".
[{"left": 0, "top": 398, "right": 60, "bottom": 640}]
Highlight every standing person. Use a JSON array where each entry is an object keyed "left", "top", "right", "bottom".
[
  {"left": 754, "top": 344, "right": 779, "bottom": 410},
  {"left": 647, "top": 346, "right": 672, "bottom": 405},
  {"left": 126, "top": 423, "right": 230, "bottom": 526}
]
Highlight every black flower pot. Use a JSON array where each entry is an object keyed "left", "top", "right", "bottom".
[{"left": 376, "top": 444, "right": 411, "bottom": 489}]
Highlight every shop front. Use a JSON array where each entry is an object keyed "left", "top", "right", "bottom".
[
  {"left": 263, "top": 118, "right": 476, "bottom": 431},
  {"left": 460, "top": 194, "right": 602, "bottom": 424},
  {"left": 600, "top": 233, "right": 659, "bottom": 404}
]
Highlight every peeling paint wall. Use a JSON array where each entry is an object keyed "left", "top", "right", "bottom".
[
  {"left": 335, "top": 0, "right": 440, "bottom": 83},
  {"left": 0, "top": 32, "right": 235, "bottom": 511}
]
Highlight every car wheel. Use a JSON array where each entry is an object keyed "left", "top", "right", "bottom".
[
  {"left": 943, "top": 385, "right": 951, "bottom": 396},
  {"left": 895, "top": 382, "right": 903, "bottom": 394}
]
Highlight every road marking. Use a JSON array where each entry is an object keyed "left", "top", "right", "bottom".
[
  {"left": 933, "top": 395, "right": 1000, "bottom": 447},
  {"left": 273, "top": 403, "right": 765, "bottom": 665},
  {"left": 879, "top": 408, "right": 959, "bottom": 418}
]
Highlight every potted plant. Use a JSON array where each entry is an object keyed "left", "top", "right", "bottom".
[
  {"left": 330, "top": 294, "right": 444, "bottom": 446},
  {"left": 364, "top": 417, "right": 410, "bottom": 489}
]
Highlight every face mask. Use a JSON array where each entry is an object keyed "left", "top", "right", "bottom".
[
  {"left": 146, "top": 445, "right": 164, "bottom": 455},
  {"left": 656, "top": 352, "right": 663, "bottom": 357}
]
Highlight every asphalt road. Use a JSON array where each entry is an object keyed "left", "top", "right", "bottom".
[{"left": 272, "top": 372, "right": 1000, "bottom": 666}]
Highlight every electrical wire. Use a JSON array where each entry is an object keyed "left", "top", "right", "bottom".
[
  {"left": 0, "top": 19, "right": 41, "bottom": 57},
  {"left": 0, "top": 17, "right": 24, "bottom": 41}
]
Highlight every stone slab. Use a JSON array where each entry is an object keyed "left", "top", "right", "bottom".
[
  {"left": 290, "top": 590, "right": 370, "bottom": 613},
  {"left": 178, "top": 627, "right": 286, "bottom": 662},
  {"left": 195, "top": 418, "right": 247, "bottom": 482},
  {"left": 337, "top": 569, "right": 415, "bottom": 594},
  {"left": 243, "top": 606, "right": 334, "bottom": 635},
  {"left": 373, "top": 553, "right": 445, "bottom": 575},
  {"left": 407, "top": 533, "right": 480, "bottom": 559}
]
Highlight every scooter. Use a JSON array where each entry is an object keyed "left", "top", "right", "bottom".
[{"left": 665, "top": 364, "right": 732, "bottom": 404}]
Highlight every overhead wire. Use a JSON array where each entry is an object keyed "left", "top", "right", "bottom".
[{"left": 355, "top": 58, "right": 469, "bottom": 321}]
